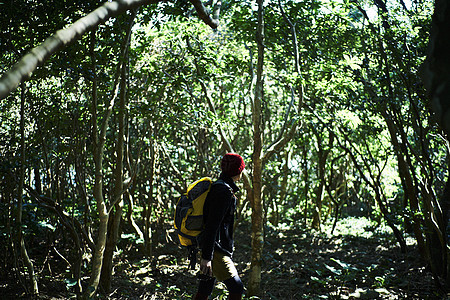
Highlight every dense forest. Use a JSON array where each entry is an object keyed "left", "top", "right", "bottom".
[{"left": 1, "top": 0, "right": 450, "bottom": 299}]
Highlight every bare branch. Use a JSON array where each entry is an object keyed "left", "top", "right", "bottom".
[
  {"left": 188, "top": 0, "right": 219, "bottom": 29},
  {"left": 263, "top": 85, "right": 298, "bottom": 162},
  {"left": 261, "top": 0, "right": 304, "bottom": 163},
  {"left": 0, "top": 0, "right": 163, "bottom": 100},
  {"left": 198, "top": 79, "right": 235, "bottom": 152},
  {"left": 24, "top": 184, "right": 96, "bottom": 251},
  {"left": 262, "top": 118, "right": 299, "bottom": 163},
  {"left": 160, "top": 142, "right": 186, "bottom": 194}
]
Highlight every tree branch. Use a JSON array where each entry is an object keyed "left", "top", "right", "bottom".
[
  {"left": 24, "top": 184, "right": 95, "bottom": 251},
  {"left": 263, "top": 85, "right": 300, "bottom": 163},
  {"left": 198, "top": 79, "right": 235, "bottom": 152},
  {"left": 196, "top": 78, "right": 252, "bottom": 196},
  {"left": 0, "top": 0, "right": 222, "bottom": 100},
  {"left": 160, "top": 142, "right": 186, "bottom": 194},
  {"left": 0, "top": 0, "right": 163, "bottom": 100},
  {"left": 261, "top": 0, "right": 303, "bottom": 164},
  {"left": 188, "top": 0, "right": 220, "bottom": 29}
]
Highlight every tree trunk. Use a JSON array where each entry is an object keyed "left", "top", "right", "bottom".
[
  {"left": 381, "top": 108, "right": 427, "bottom": 257},
  {"left": 17, "top": 83, "right": 39, "bottom": 296},
  {"left": 247, "top": 0, "right": 264, "bottom": 297},
  {"left": 272, "top": 149, "right": 290, "bottom": 226},
  {"left": 422, "top": 0, "right": 450, "bottom": 290},
  {"left": 84, "top": 29, "right": 115, "bottom": 298},
  {"left": 301, "top": 144, "right": 310, "bottom": 225},
  {"left": 124, "top": 125, "right": 144, "bottom": 241},
  {"left": 246, "top": 1, "right": 303, "bottom": 295},
  {"left": 311, "top": 128, "right": 332, "bottom": 230},
  {"left": 422, "top": 0, "right": 450, "bottom": 136},
  {"left": 144, "top": 139, "right": 157, "bottom": 257},
  {"left": 85, "top": 70, "right": 110, "bottom": 300},
  {"left": 99, "top": 10, "right": 135, "bottom": 294},
  {"left": 99, "top": 68, "right": 125, "bottom": 295},
  {"left": 311, "top": 183, "right": 324, "bottom": 229}
]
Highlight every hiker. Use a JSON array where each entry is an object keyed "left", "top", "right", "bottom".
[{"left": 194, "top": 153, "right": 246, "bottom": 300}]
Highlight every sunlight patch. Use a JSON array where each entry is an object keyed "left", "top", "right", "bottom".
[
  {"left": 336, "top": 109, "right": 362, "bottom": 129},
  {"left": 324, "top": 216, "right": 392, "bottom": 238}
]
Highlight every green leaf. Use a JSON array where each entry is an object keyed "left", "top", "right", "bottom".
[
  {"left": 330, "top": 258, "right": 351, "bottom": 270},
  {"left": 64, "top": 278, "right": 77, "bottom": 287},
  {"left": 38, "top": 221, "right": 56, "bottom": 231},
  {"left": 325, "top": 263, "right": 342, "bottom": 275}
]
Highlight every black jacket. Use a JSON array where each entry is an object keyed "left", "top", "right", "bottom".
[{"left": 200, "top": 173, "right": 238, "bottom": 260}]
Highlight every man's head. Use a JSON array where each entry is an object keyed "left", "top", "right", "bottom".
[{"left": 221, "top": 153, "right": 245, "bottom": 178}]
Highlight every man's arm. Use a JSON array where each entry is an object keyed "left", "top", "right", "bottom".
[{"left": 200, "top": 184, "right": 232, "bottom": 261}]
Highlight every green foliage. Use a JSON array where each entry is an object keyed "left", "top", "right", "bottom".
[{"left": 0, "top": 0, "right": 444, "bottom": 297}]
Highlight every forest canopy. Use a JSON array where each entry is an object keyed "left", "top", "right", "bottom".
[{"left": 1, "top": 0, "right": 449, "bottom": 299}]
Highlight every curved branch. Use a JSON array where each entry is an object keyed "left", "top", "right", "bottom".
[
  {"left": 262, "top": 118, "right": 299, "bottom": 163},
  {"left": 0, "top": 0, "right": 161, "bottom": 100},
  {"left": 197, "top": 78, "right": 252, "bottom": 194},
  {"left": 261, "top": 0, "right": 303, "bottom": 164},
  {"left": 160, "top": 142, "right": 186, "bottom": 193},
  {"left": 263, "top": 85, "right": 300, "bottom": 163},
  {"left": 198, "top": 79, "right": 235, "bottom": 153},
  {"left": 188, "top": 0, "right": 220, "bottom": 29}
]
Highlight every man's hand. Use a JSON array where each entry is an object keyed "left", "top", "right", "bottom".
[{"left": 200, "top": 258, "right": 213, "bottom": 276}]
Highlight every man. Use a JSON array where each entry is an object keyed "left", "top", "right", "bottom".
[{"left": 194, "top": 153, "right": 245, "bottom": 300}]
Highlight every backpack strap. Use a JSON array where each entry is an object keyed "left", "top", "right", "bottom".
[{"left": 187, "top": 245, "right": 198, "bottom": 270}]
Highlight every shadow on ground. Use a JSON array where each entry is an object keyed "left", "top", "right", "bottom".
[{"left": 3, "top": 218, "right": 440, "bottom": 299}]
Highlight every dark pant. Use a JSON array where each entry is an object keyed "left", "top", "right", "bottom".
[{"left": 196, "top": 275, "right": 244, "bottom": 297}]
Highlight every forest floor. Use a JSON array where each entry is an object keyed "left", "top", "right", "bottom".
[{"left": 3, "top": 217, "right": 444, "bottom": 299}]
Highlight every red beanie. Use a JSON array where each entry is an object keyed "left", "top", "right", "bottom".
[{"left": 221, "top": 153, "right": 245, "bottom": 177}]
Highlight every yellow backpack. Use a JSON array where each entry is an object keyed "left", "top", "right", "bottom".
[
  {"left": 174, "top": 177, "right": 213, "bottom": 247},
  {"left": 174, "top": 177, "right": 214, "bottom": 269}
]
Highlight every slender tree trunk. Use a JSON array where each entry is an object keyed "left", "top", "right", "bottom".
[
  {"left": 124, "top": 122, "right": 144, "bottom": 241},
  {"left": 325, "top": 155, "right": 346, "bottom": 235},
  {"left": 125, "top": 190, "right": 144, "bottom": 240},
  {"left": 86, "top": 148, "right": 109, "bottom": 299},
  {"left": 271, "top": 150, "right": 290, "bottom": 226},
  {"left": 248, "top": 0, "right": 264, "bottom": 296},
  {"left": 381, "top": 109, "right": 427, "bottom": 257},
  {"left": 99, "top": 10, "right": 135, "bottom": 293},
  {"left": 311, "top": 160, "right": 324, "bottom": 229},
  {"left": 311, "top": 128, "right": 332, "bottom": 230},
  {"left": 301, "top": 144, "right": 309, "bottom": 225},
  {"left": 59, "top": 206, "right": 84, "bottom": 295},
  {"left": 99, "top": 63, "right": 126, "bottom": 295},
  {"left": 85, "top": 64, "right": 110, "bottom": 300},
  {"left": 17, "top": 83, "right": 39, "bottom": 296},
  {"left": 144, "top": 139, "right": 157, "bottom": 257},
  {"left": 246, "top": 1, "right": 303, "bottom": 295},
  {"left": 84, "top": 29, "right": 113, "bottom": 298},
  {"left": 100, "top": 209, "right": 122, "bottom": 294}
]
